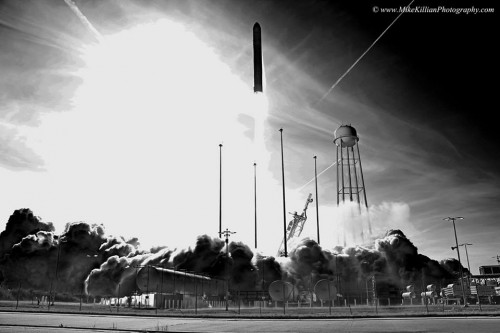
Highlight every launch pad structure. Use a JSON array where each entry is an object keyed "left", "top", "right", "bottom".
[{"left": 277, "top": 193, "right": 313, "bottom": 257}]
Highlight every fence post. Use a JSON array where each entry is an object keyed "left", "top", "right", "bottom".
[
  {"left": 16, "top": 282, "right": 21, "bottom": 309},
  {"left": 328, "top": 281, "right": 332, "bottom": 315},
  {"left": 80, "top": 283, "right": 84, "bottom": 311},
  {"left": 195, "top": 278, "right": 198, "bottom": 315},
  {"left": 117, "top": 283, "right": 120, "bottom": 313},
  {"left": 282, "top": 283, "right": 286, "bottom": 315}
]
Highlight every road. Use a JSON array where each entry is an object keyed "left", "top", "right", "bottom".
[{"left": 1, "top": 312, "right": 500, "bottom": 332}]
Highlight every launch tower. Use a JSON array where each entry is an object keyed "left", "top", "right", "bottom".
[{"left": 277, "top": 193, "right": 313, "bottom": 256}]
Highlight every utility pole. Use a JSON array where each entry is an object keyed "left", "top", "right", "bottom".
[
  {"left": 219, "top": 143, "right": 223, "bottom": 236},
  {"left": 279, "top": 128, "right": 287, "bottom": 257},
  {"left": 219, "top": 228, "right": 236, "bottom": 311},
  {"left": 50, "top": 234, "right": 65, "bottom": 308},
  {"left": 313, "top": 156, "right": 320, "bottom": 244},
  {"left": 254, "top": 162, "right": 257, "bottom": 249},
  {"left": 492, "top": 255, "right": 500, "bottom": 264},
  {"left": 443, "top": 217, "right": 467, "bottom": 307}
]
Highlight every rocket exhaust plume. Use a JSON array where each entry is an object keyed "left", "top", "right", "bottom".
[{"left": 253, "top": 22, "right": 263, "bottom": 93}]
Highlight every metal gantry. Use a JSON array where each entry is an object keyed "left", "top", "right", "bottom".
[{"left": 277, "top": 194, "right": 313, "bottom": 256}]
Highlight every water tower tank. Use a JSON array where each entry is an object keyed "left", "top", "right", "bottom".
[
  {"left": 334, "top": 125, "right": 359, "bottom": 147},
  {"left": 333, "top": 123, "right": 371, "bottom": 244}
]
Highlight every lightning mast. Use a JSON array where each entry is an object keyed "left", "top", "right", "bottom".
[{"left": 277, "top": 193, "right": 313, "bottom": 256}]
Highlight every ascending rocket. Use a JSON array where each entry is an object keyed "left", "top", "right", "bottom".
[{"left": 253, "top": 22, "right": 263, "bottom": 93}]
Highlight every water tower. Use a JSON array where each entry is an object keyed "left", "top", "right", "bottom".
[{"left": 333, "top": 124, "right": 368, "bottom": 210}]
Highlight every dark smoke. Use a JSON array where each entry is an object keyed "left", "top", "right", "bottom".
[
  {"left": 255, "top": 255, "right": 282, "bottom": 291},
  {"left": 86, "top": 255, "right": 143, "bottom": 297},
  {"left": 0, "top": 208, "right": 55, "bottom": 286},
  {"left": 374, "top": 229, "right": 454, "bottom": 284},
  {"left": 173, "top": 234, "right": 225, "bottom": 275},
  {"left": 0, "top": 209, "right": 144, "bottom": 293},
  {"left": 99, "top": 236, "right": 144, "bottom": 259},
  {"left": 0, "top": 208, "right": 54, "bottom": 259},
  {"left": 276, "top": 230, "right": 456, "bottom": 294},
  {"left": 0, "top": 209, "right": 464, "bottom": 298},
  {"left": 282, "top": 238, "right": 334, "bottom": 292},
  {"left": 1, "top": 230, "right": 57, "bottom": 290},
  {"left": 86, "top": 235, "right": 259, "bottom": 297},
  {"left": 86, "top": 249, "right": 173, "bottom": 297},
  {"left": 440, "top": 258, "right": 469, "bottom": 277},
  {"left": 228, "top": 241, "right": 258, "bottom": 290}
]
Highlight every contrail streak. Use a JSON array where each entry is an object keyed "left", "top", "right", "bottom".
[
  {"left": 63, "top": 0, "right": 103, "bottom": 42},
  {"left": 298, "top": 160, "right": 337, "bottom": 191},
  {"left": 317, "top": 0, "right": 416, "bottom": 103}
]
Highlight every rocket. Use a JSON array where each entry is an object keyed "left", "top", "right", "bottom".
[{"left": 253, "top": 22, "right": 263, "bottom": 93}]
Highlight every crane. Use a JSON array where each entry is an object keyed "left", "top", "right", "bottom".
[{"left": 277, "top": 193, "right": 313, "bottom": 256}]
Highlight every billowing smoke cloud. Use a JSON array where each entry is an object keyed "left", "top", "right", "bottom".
[
  {"left": 0, "top": 208, "right": 54, "bottom": 259},
  {"left": 173, "top": 235, "right": 225, "bottom": 275},
  {"left": 86, "top": 235, "right": 258, "bottom": 296},
  {"left": 254, "top": 255, "right": 282, "bottom": 291},
  {"left": 440, "top": 258, "right": 469, "bottom": 277},
  {"left": 0, "top": 208, "right": 55, "bottom": 286},
  {"left": 374, "top": 229, "right": 454, "bottom": 283},
  {"left": 282, "top": 238, "right": 333, "bottom": 292},
  {"left": 0, "top": 209, "right": 141, "bottom": 293},
  {"left": 86, "top": 255, "right": 144, "bottom": 297},
  {"left": 0, "top": 209, "right": 463, "bottom": 298},
  {"left": 274, "top": 230, "right": 457, "bottom": 295},
  {"left": 1, "top": 230, "right": 57, "bottom": 290},
  {"left": 228, "top": 241, "right": 258, "bottom": 290}
]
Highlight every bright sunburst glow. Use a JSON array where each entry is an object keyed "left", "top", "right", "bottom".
[
  {"left": 24, "top": 19, "right": 276, "bottom": 250},
  {"left": 11, "top": 19, "right": 379, "bottom": 254}
]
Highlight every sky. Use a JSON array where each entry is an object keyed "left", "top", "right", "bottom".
[{"left": 0, "top": 0, "right": 498, "bottom": 274}]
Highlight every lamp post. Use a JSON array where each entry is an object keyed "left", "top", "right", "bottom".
[
  {"left": 460, "top": 243, "right": 473, "bottom": 289},
  {"left": 219, "top": 228, "right": 236, "bottom": 311},
  {"left": 458, "top": 243, "right": 473, "bottom": 274},
  {"left": 443, "top": 217, "right": 467, "bottom": 307}
]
